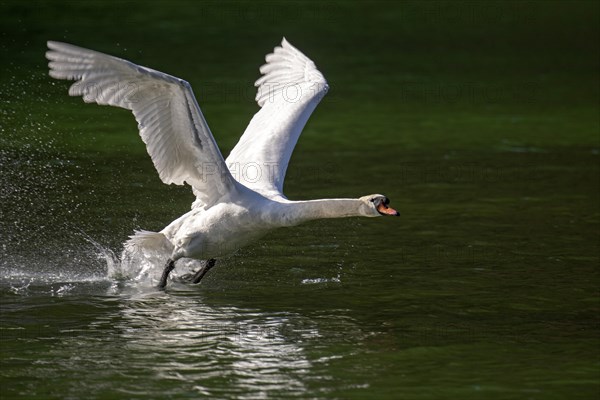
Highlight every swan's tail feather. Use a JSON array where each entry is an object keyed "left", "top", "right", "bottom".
[
  {"left": 117, "top": 230, "right": 174, "bottom": 282},
  {"left": 123, "top": 230, "right": 172, "bottom": 257}
]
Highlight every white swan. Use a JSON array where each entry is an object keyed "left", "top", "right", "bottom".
[{"left": 46, "top": 38, "right": 399, "bottom": 288}]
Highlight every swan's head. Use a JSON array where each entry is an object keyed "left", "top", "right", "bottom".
[{"left": 359, "top": 194, "right": 400, "bottom": 217}]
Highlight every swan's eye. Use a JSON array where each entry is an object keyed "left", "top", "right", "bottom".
[{"left": 370, "top": 198, "right": 375, "bottom": 203}]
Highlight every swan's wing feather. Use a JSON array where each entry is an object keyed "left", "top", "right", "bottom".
[
  {"left": 46, "top": 41, "right": 236, "bottom": 206},
  {"left": 226, "top": 38, "right": 328, "bottom": 199}
]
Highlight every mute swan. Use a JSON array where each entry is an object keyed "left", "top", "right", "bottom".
[{"left": 46, "top": 38, "right": 399, "bottom": 288}]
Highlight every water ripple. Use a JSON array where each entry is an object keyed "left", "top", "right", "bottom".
[{"left": 1, "top": 279, "right": 374, "bottom": 399}]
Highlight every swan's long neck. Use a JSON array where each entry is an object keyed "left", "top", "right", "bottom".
[{"left": 275, "top": 199, "right": 364, "bottom": 227}]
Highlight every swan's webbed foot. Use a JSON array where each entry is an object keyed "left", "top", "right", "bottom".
[
  {"left": 158, "top": 258, "right": 175, "bottom": 289},
  {"left": 179, "top": 259, "right": 217, "bottom": 284},
  {"left": 192, "top": 258, "right": 217, "bottom": 283}
]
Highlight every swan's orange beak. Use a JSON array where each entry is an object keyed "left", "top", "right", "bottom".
[{"left": 377, "top": 201, "right": 400, "bottom": 216}]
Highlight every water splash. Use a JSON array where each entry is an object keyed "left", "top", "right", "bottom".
[
  {"left": 301, "top": 262, "right": 343, "bottom": 285},
  {"left": 74, "top": 228, "right": 120, "bottom": 277},
  {"left": 2, "top": 71, "right": 221, "bottom": 291}
]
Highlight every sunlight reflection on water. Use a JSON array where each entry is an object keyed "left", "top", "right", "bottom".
[
  {"left": 113, "top": 295, "right": 316, "bottom": 397},
  {"left": 1, "top": 274, "right": 370, "bottom": 399}
]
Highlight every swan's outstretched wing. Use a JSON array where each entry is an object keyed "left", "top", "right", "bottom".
[
  {"left": 226, "top": 38, "right": 329, "bottom": 199},
  {"left": 46, "top": 41, "right": 236, "bottom": 207}
]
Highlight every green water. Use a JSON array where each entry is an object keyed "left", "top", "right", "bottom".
[{"left": 1, "top": 1, "right": 598, "bottom": 399}]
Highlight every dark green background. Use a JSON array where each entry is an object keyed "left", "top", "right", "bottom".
[{"left": 1, "top": 1, "right": 598, "bottom": 399}]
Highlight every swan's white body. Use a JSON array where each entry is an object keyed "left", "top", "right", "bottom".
[{"left": 46, "top": 39, "right": 399, "bottom": 284}]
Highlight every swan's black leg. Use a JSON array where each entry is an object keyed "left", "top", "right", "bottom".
[
  {"left": 191, "top": 258, "right": 217, "bottom": 283},
  {"left": 158, "top": 258, "right": 175, "bottom": 289}
]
